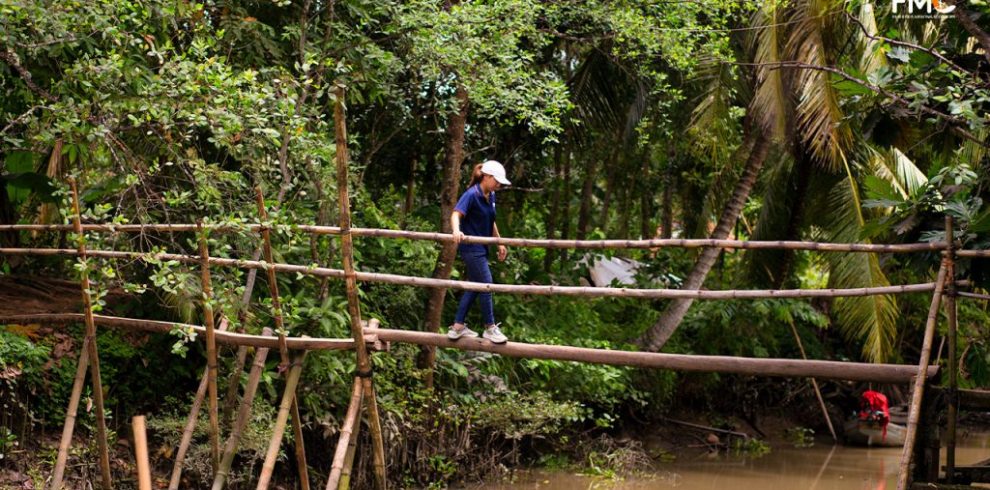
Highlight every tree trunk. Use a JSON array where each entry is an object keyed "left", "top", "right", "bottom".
[
  {"left": 544, "top": 144, "right": 563, "bottom": 271},
  {"left": 638, "top": 130, "right": 771, "bottom": 351},
  {"left": 419, "top": 85, "right": 469, "bottom": 386},
  {"left": 598, "top": 148, "right": 620, "bottom": 234},
  {"left": 576, "top": 157, "right": 597, "bottom": 240},
  {"left": 401, "top": 154, "right": 417, "bottom": 230},
  {"left": 660, "top": 152, "right": 675, "bottom": 239}
]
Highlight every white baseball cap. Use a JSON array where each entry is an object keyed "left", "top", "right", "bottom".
[{"left": 481, "top": 160, "right": 511, "bottom": 186}]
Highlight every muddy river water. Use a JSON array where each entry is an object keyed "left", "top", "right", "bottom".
[{"left": 471, "top": 432, "right": 990, "bottom": 489}]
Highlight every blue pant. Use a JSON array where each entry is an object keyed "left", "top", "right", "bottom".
[{"left": 454, "top": 249, "right": 495, "bottom": 326}]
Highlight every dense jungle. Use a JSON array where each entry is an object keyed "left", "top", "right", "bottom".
[{"left": 2, "top": 0, "right": 990, "bottom": 488}]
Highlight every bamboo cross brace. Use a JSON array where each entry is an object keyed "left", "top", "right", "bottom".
[
  {"left": 212, "top": 328, "right": 273, "bottom": 490},
  {"left": 335, "top": 84, "right": 387, "bottom": 490},
  {"left": 197, "top": 222, "right": 221, "bottom": 473},
  {"left": 255, "top": 186, "right": 311, "bottom": 490},
  {"left": 338, "top": 386, "right": 365, "bottom": 490},
  {"left": 256, "top": 351, "right": 308, "bottom": 490},
  {"left": 326, "top": 378, "right": 364, "bottom": 489},
  {"left": 50, "top": 336, "right": 90, "bottom": 490},
  {"left": 897, "top": 260, "right": 949, "bottom": 490},
  {"left": 168, "top": 316, "right": 231, "bottom": 490},
  {"left": 0, "top": 223, "right": 951, "bottom": 254},
  {"left": 68, "top": 178, "right": 113, "bottom": 490}
]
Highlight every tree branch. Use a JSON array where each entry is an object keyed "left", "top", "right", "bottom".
[
  {"left": 0, "top": 48, "right": 58, "bottom": 103},
  {"left": 951, "top": 0, "right": 990, "bottom": 66},
  {"left": 844, "top": 11, "right": 976, "bottom": 79}
]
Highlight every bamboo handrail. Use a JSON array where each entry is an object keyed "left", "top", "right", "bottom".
[
  {"left": 0, "top": 313, "right": 377, "bottom": 351},
  {"left": 0, "top": 223, "right": 950, "bottom": 253},
  {"left": 955, "top": 249, "right": 990, "bottom": 257},
  {"left": 0, "top": 247, "right": 947, "bottom": 300},
  {"left": 68, "top": 179, "right": 113, "bottom": 490},
  {"left": 897, "top": 260, "right": 949, "bottom": 490},
  {"left": 958, "top": 291, "right": 990, "bottom": 301},
  {"left": 364, "top": 327, "right": 937, "bottom": 383}
]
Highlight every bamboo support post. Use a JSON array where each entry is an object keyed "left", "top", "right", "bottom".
[
  {"left": 335, "top": 83, "right": 387, "bottom": 490},
  {"left": 212, "top": 328, "right": 273, "bottom": 490},
  {"left": 0, "top": 246, "right": 951, "bottom": 300},
  {"left": 197, "top": 222, "right": 221, "bottom": 472},
  {"left": 946, "top": 217, "right": 958, "bottom": 483},
  {"left": 223, "top": 248, "right": 265, "bottom": 427},
  {"left": 68, "top": 178, "right": 113, "bottom": 490},
  {"left": 338, "top": 398, "right": 364, "bottom": 490},
  {"left": 50, "top": 337, "right": 90, "bottom": 490},
  {"left": 0, "top": 223, "right": 950, "bottom": 254},
  {"left": 133, "top": 416, "right": 152, "bottom": 490},
  {"left": 326, "top": 378, "right": 364, "bottom": 489},
  {"left": 255, "top": 186, "right": 311, "bottom": 490},
  {"left": 256, "top": 351, "right": 307, "bottom": 490},
  {"left": 897, "top": 260, "right": 949, "bottom": 490},
  {"left": 168, "top": 317, "right": 231, "bottom": 490}
]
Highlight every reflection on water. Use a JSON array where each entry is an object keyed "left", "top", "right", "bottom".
[{"left": 469, "top": 432, "right": 990, "bottom": 490}]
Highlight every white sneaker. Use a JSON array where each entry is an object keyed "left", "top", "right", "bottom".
[
  {"left": 483, "top": 324, "right": 507, "bottom": 344},
  {"left": 447, "top": 325, "right": 478, "bottom": 340}
]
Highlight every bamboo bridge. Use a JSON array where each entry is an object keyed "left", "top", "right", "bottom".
[{"left": 2, "top": 93, "right": 988, "bottom": 490}]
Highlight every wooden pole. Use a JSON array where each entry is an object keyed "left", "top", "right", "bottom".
[
  {"left": 255, "top": 186, "right": 311, "bottom": 490},
  {"left": 334, "top": 83, "right": 387, "bottom": 490},
  {"left": 255, "top": 351, "right": 307, "bottom": 490},
  {"left": 946, "top": 217, "right": 958, "bottom": 483},
  {"left": 338, "top": 398, "right": 364, "bottom": 490},
  {"left": 326, "top": 378, "right": 363, "bottom": 489},
  {"left": 786, "top": 320, "right": 837, "bottom": 442},
  {"left": 68, "top": 178, "right": 113, "bottom": 490},
  {"left": 168, "top": 317, "right": 231, "bottom": 490},
  {"left": 50, "top": 337, "right": 90, "bottom": 490},
  {"left": 197, "top": 222, "right": 221, "bottom": 473},
  {"left": 212, "top": 328, "right": 273, "bottom": 490},
  {"left": 223, "top": 248, "right": 265, "bottom": 427},
  {"left": 0, "top": 313, "right": 370, "bottom": 351},
  {"left": 0, "top": 223, "right": 949, "bottom": 254},
  {"left": 0, "top": 247, "right": 948, "bottom": 300},
  {"left": 896, "top": 260, "right": 949, "bottom": 490},
  {"left": 364, "top": 327, "right": 937, "bottom": 383},
  {"left": 132, "top": 416, "right": 152, "bottom": 490}
]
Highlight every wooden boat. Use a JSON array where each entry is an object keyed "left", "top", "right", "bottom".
[{"left": 843, "top": 418, "right": 907, "bottom": 447}]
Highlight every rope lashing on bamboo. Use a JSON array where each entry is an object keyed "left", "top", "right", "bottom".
[
  {"left": 0, "top": 223, "right": 950, "bottom": 253},
  {"left": 363, "top": 327, "right": 938, "bottom": 383},
  {"left": 0, "top": 313, "right": 381, "bottom": 351},
  {"left": 0, "top": 247, "right": 948, "bottom": 300}
]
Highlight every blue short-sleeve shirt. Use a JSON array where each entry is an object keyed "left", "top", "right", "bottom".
[{"left": 454, "top": 184, "right": 496, "bottom": 255}]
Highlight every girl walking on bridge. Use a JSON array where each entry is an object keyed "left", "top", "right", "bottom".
[{"left": 447, "top": 160, "right": 511, "bottom": 344}]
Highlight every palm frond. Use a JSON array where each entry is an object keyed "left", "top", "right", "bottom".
[
  {"left": 750, "top": 3, "right": 789, "bottom": 142},
  {"left": 816, "top": 170, "right": 899, "bottom": 362},
  {"left": 784, "top": 0, "right": 851, "bottom": 171}
]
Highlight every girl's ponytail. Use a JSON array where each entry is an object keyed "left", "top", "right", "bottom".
[{"left": 469, "top": 163, "right": 484, "bottom": 186}]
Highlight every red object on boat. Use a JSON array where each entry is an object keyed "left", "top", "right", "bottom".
[{"left": 859, "top": 390, "right": 890, "bottom": 441}]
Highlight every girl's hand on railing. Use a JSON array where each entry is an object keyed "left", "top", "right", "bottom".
[{"left": 452, "top": 231, "right": 465, "bottom": 244}]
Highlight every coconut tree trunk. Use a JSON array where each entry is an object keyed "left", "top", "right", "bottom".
[
  {"left": 660, "top": 153, "right": 675, "bottom": 239},
  {"left": 544, "top": 144, "right": 563, "bottom": 271},
  {"left": 638, "top": 130, "right": 771, "bottom": 351},
  {"left": 419, "top": 84, "right": 469, "bottom": 387}
]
